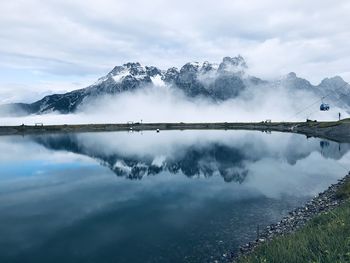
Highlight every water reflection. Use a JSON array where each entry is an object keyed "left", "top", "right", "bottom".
[
  {"left": 0, "top": 130, "right": 349, "bottom": 263},
  {"left": 32, "top": 131, "right": 350, "bottom": 182}
]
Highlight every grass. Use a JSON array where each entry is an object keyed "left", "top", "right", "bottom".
[
  {"left": 317, "top": 118, "right": 350, "bottom": 128},
  {"left": 237, "top": 180, "right": 350, "bottom": 263},
  {"left": 337, "top": 180, "right": 350, "bottom": 200},
  {"left": 299, "top": 120, "right": 341, "bottom": 129}
]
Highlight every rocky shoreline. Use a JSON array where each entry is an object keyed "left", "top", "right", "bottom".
[{"left": 233, "top": 172, "right": 350, "bottom": 262}]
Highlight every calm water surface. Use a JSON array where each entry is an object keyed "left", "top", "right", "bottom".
[{"left": 0, "top": 130, "right": 349, "bottom": 263}]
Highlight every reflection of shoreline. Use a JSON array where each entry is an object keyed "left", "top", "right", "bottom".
[{"left": 1, "top": 119, "right": 350, "bottom": 143}]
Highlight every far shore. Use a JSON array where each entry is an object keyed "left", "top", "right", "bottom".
[{"left": 0, "top": 119, "right": 350, "bottom": 143}]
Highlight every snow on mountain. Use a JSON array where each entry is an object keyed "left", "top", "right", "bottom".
[{"left": 1, "top": 56, "right": 349, "bottom": 116}]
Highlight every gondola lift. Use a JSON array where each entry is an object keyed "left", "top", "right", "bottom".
[{"left": 320, "top": 97, "right": 330, "bottom": 111}]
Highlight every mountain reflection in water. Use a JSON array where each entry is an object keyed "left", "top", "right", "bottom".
[
  {"left": 32, "top": 131, "right": 349, "bottom": 182},
  {"left": 0, "top": 130, "right": 349, "bottom": 263}
]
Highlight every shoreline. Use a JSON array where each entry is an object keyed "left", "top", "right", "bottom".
[
  {"left": 0, "top": 119, "right": 350, "bottom": 143},
  {"left": 233, "top": 172, "right": 350, "bottom": 262}
]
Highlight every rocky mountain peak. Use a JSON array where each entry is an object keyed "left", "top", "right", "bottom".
[
  {"left": 218, "top": 55, "right": 247, "bottom": 74},
  {"left": 180, "top": 62, "right": 201, "bottom": 73},
  {"left": 107, "top": 62, "right": 162, "bottom": 78},
  {"left": 200, "top": 61, "right": 218, "bottom": 73},
  {"left": 123, "top": 62, "right": 146, "bottom": 76},
  {"left": 103, "top": 62, "right": 163, "bottom": 85},
  {"left": 123, "top": 62, "right": 141, "bottom": 68},
  {"left": 107, "top": 65, "right": 125, "bottom": 76},
  {"left": 282, "top": 72, "right": 313, "bottom": 90},
  {"left": 286, "top": 72, "right": 297, "bottom": 79},
  {"left": 319, "top": 76, "right": 348, "bottom": 89},
  {"left": 162, "top": 67, "right": 179, "bottom": 82},
  {"left": 145, "top": 66, "right": 162, "bottom": 77}
]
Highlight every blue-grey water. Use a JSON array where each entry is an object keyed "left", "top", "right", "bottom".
[{"left": 0, "top": 130, "right": 349, "bottom": 263}]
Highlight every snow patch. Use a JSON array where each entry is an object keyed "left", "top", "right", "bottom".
[
  {"left": 189, "top": 62, "right": 200, "bottom": 68},
  {"left": 134, "top": 73, "right": 148, "bottom": 80},
  {"left": 152, "top": 155, "right": 166, "bottom": 167},
  {"left": 151, "top": 75, "right": 165, "bottom": 87},
  {"left": 112, "top": 69, "right": 130, "bottom": 82},
  {"left": 113, "top": 160, "right": 132, "bottom": 172},
  {"left": 92, "top": 76, "right": 108, "bottom": 86}
]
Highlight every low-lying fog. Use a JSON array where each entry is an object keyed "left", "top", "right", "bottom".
[{"left": 0, "top": 82, "right": 348, "bottom": 126}]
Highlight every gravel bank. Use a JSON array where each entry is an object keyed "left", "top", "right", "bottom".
[{"left": 233, "top": 172, "right": 350, "bottom": 262}]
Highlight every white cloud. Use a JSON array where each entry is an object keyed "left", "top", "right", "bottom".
[
  {"left": 1, "top": 0, "right": 350, "bottom": 102},
  {"left": 0, "top": 74, "right": 98, "bottom": 104}
]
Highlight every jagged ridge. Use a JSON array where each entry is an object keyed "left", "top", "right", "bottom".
[{"left": 1, "top": 56, "right": 350, "bottom": 115}]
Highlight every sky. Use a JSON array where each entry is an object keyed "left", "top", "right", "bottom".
[{"left": 1, "top": 0, "right": 350, "bottom": 104}]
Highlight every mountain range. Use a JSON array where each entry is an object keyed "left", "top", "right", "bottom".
[{"left": 1, "top": 55, "right": 350, "bottom": 115}]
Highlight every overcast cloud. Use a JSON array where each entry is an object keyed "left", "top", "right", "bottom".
[{"left": 1, "top": 0, "right": 350, "bottom": 103}]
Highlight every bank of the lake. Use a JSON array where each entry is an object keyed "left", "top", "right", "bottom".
[
  {"left": 1, "top": 118, "right": 350, "bottom": 143},
  {"left": 235, "top": 172, "right": 350, "bottom": 263}
]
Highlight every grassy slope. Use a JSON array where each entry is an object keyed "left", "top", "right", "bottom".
[{"left": 238, "top": 180, "right": 350, "bottom": 263}]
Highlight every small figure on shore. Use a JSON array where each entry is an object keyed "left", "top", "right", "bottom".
[{"left": 339, "top": 112, "right": 341, "bottom": 121}]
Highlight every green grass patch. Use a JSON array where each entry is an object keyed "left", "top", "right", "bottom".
[
  {"left": 318, "top": 122, "right": 341, "bottom": 128},
  {"left": 336, "top": 180, "right": 350, "bottom": 200},
  {"left": 316, "top": 118, "right": 350, "bottom": 128},
  {"left": 300, "top": 121, "right": 340, "bottom": 128},
  {"left": 238, "top": 201, "right": 350, "bottom": 263},
  {"left": 238, "top": 180, "right": 350, "bottom": 263}
]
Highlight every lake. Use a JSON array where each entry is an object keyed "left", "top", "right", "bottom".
[{"left": 0, "top": 130, "right": 349, "bottom": 263}]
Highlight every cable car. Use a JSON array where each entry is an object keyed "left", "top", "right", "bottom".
[
  {"left": 320, "top": 97, "right": 330, "bottom": 111},
  {"left": 320, "top": 103, "right": 330, "bottom": 111}
]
